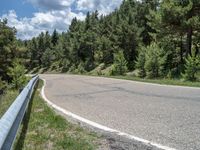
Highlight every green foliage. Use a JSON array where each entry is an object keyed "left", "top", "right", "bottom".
[
  {"left": 158, "top": 36, "right": 184, "bottom": 77},
  {"left": 7, "top": 60, "right": 27, "bottom": 89},
  {"left": 84, "top": 59, "right": 95, "bottom": 72},
  {"left": 90, "top": 63, "right": 106, "bottom": 75},
  {"left": 110, "top": 51, "right": 128, "bottom": 75},
  {"left": 76, "top": 62, "right": 86, "bottom": 74},
  {"left": 0, "top": 78, "right": 7, "bottom": 91},
  {"left": 41, "top": 48, "right": 54, "bottom": 67},
  {"left": 150, "top": 0, "right": 200, "bottom": 57},
  {"left": 51, "top": 29, "right": 59, "bottom": 46},
  {"left": 50, "top": 61, "right": 60, "bottom": 71},
  {"left": 136, "top": 46, "right": 146, "bottom": 78},
  {"left": 61, "top": 59, "right": 71, "bottom": 72},
  {"left": 25, "top": 1, "right": 142, "bottom": 73},
  {"left": 144, "top": 43, "right": 166, "bottom": 78},
  {"left": 0, "top": 19, "right": 17, "bottom": 80},
  {"left": 68, "top": 64, "right": 77, "bottom": 73},
  {"left": 136, "top": 43, "right": 167, "bottom": 79},
  {"left": 1, "top": 0, "right": 199, "bottom": 84},
  {"left": 182, "top": 54, "right": 200, "bottom": 81}
]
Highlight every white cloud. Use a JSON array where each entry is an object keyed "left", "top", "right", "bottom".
[
  {"left": 1, "top": 0, "right": 123, "bottom": 40},
  {"left": 28, "top": 0, "right": 123, "bottom": 14},
  {"left": 0, "top": 9, "right": 85, "bottom": 40},
  {"left": 28, "top": 0, "right": 75, "bottom": 10},
  {"left": 31, "top": 9, "right": 85, "bottom": 32},
  {"left": 1, "top": 10, "right": 40, "bottom": 40},
  {"left": 76, "top": 0, "right": 123, "bottom": 15}
]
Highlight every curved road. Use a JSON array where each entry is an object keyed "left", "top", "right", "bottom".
[{"left": 40, "top": 74, "right": 200, "bottom": 150}]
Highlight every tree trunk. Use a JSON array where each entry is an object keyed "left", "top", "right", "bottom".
[
  {"left": 186, "top": 27, "right": 192, "bottom": 56},
  {"left": 180, "top": 36, "right": 183, "bottom": 63},
  {"left": 195, "top": 44, "right": 199, "bottom": 56}
]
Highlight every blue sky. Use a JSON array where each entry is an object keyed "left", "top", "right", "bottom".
[
  {"left": 0, "top": 0, "right": 36, "bottom": 17},
  {"left": 0, "top": 0, "right": 123, "bottom": 40}
]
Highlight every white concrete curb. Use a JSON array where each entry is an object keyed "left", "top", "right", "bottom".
[{"left": 40, "top": 78, "right": 176, "bottom": 150}]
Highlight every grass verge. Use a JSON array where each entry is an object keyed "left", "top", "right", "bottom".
[
  {"left": 37, "top": 69, "right": 200, "bottom": 88},
  {"left": 14, "top": 80, "right": 101, "bottom": 150},
  {"left": 0, "top": 90, "right": 18, "bottom": 118},
  {"left": 105, "top": 75, "right": 200, "bottom": 88},
  {"left": 64, "top": 71, "right": 200, "bottom": 88}
]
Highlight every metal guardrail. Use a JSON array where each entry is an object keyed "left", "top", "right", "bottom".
[{"left": 0, "top": 75, "right": 39, "bottom": 150}]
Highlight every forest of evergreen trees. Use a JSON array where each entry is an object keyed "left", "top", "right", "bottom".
[{"left": 0, "top": 0, "right": 200, "bottom": 90}]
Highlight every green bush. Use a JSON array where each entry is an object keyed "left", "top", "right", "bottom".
[
  {"left": 90, "top": 63, "right": 105, "bottom": 75},
  {"left": 68, "top": 64, "right": 76, "bottom": 73},
  {"left": 144, "top": 43, "right": 166, "bottom": 78},
  {"left": 7, "top": 60, "right": 27, "bottom": 89},
  {"left": 110, "top": 51, "right": 128, "bottom": 75},
  {"left": 61, "top": 59, "right": 71, "bottom": 72},
  {"left": 0, "top": 78, "right": 7, "bottom": 91},
  {"left": 50, "top": 61, "right": 64, "bottom": 72},
  {"left": 182, "top": 54, "right": 200, "bottom": 81},
  {"left": 76, "top": 62, "right": 86, "bottom": 74},
  {"left": 135, "top": 46, "right": 146, "bottom": 78}
]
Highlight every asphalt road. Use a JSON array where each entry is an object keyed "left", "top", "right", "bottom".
[{"left": 40, "top": 74, "right": 200, "bottom": 150}]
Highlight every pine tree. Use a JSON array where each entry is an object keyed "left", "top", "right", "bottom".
[
  {"left": 29, "top": 37, "right": 38, "bottom": 68},
  {"left": 136, "top": 46, "right": 146, "bottom": 78},
  {"left": 85, "top": 12, "right": 91, "bottom": 31},
  {"left": 0, "top": 19, "right": 18, "bottom": 81},
  {"left": 182, "top": 53, "right": 200, "bottom": 81},
  {"left": 151, "top": 0, "right": 200, "bottom": 56},
  {"left": 111, "top": 51, "right": 128, "bottom": 75},
  {"left": 136, "top": 0, "right": 158, "bottom": 45},
  {"left": 41, "top": 48, "right": 54, "bottom": 67},
  {"left": 144, "top": 43, "right": 166, "bottom": 78},
  {"left": 7, "top": 60, "right": 27, "bottom": 89},
  {"left": 20, "top": 0, "right": 200, "bottom": 81},
  {"left": 44, "top": 31, "right": 52, "bottom": 49},
  {"left": 38, "top": 32, "right": 45, "bottom": 66},
  {"left": 51, "top": 29, "right": 59, "bottom": 46}
]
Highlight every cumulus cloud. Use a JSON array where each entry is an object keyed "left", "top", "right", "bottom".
[
  {"left": 28, "top": 0, "right": 75, "bottom": 10},
  {"left": 76, "top": 0, "right": 122, "bottom": 15},
  {"left": 28, "top": 0, "right": 123, "bottom": 14},
  {"left": 1, "top": 0, "right": 123, "bottom": 40},
  {"left": 1, "top": 10, "right": 40, "bottom": 40},
  {"left": 0, "top": 9, "right": 85, "bottom": 39},
  {"left": 31, "top": 9, "right": 85, "bottom": 31}
]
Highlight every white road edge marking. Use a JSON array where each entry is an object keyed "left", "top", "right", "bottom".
[{"left": 40, "top": 78, "right": 176, "bottom": 150}]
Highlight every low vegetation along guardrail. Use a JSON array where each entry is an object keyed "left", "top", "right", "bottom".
[{"left": 0, "top": 75, "right": 39, "bottom": 150}]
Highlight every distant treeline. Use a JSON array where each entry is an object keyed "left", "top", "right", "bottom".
[{"left": 0, "top": 0, "right": 200, "bottom": 87}]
